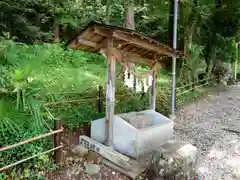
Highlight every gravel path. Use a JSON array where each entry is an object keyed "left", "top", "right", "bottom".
[
  {"left": 174, "top": 84, "right": 240, "bottom": 180},
  {"left": 48, "top": 85, "right": 240, "bottom": 180}
]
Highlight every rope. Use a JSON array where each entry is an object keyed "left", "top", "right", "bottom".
[
  {"left": 44, "top": 92, "right": 144, "bottom": 106},
  {"left": 177, "top": 83, "right": 206, "bottom": 96},
  {"left": 44, "top": 98, "right": 102, "bottom": 106},
  {"left": 116, "top": 57, "right": 160, "bottom": 79},
  {"left": 176, "top": 76, "right": 217, "bottom": 90}
]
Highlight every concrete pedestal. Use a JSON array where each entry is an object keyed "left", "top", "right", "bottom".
[{"left": 91, "top": 110, "right": 174, "bottom": 158}]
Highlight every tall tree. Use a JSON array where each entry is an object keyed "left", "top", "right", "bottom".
[
  {"left": 123, "top": 1, "right": 136, "bottom": 89},
  {"left": 168, "top": 0, "right": 174, "bottom": 47}
]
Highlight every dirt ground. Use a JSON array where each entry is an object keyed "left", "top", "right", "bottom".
[{"left": 47, "top": 84, "right": 240, "bottom": 180}]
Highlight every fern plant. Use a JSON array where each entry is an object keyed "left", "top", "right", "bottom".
[
  {"left": 0, "top": 99, "right": 21, "bottom": 136},
  {"left": 179, "top": 43, "right": 206, "bottom": 86}
]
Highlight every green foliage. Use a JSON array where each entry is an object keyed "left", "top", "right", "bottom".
[
  {"left": 2, "top": 0, "right": 240, "bottom": 175},
  {"left": 0, "top": 168, "right": 45, "bottom": 180},
  {"left": 178, "top": 43, "right": 206, "bottom": 85}
]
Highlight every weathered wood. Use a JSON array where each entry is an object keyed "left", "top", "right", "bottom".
[
  {"left": 79, "top": 136, "right": 132, "bottom": 171},
  {"left": 77, "top": 38, "right": 98, "bottom": 47},
  {"left": 112, "top": 31, "right": 177, "bottom": 57},
  {"left": 100, "top": 48, "right": 155, "bottom": 67},
  {"left": 114, "top": 48, "right": 154, "bottom": 66},
  {"left": 105, "top": 38, "right": 115, "bottom": 146},
  {"left": 68, "top": 22, "right": 187, "bottom": 61},
  {"left": 94, "top": 26, "right": 175, "bottom": 58},
  {"left": 94, "top": 26, "right": 113, "bottom": 37},
  {"left": 69, "top": 26, "right": 94, "bottom": 48},
  {"left": 54, "top": 119, "right": 64, "bottom": 163}
]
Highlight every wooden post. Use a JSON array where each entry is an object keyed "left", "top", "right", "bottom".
[
  {"left": 150, "top": 54, "right": 157, "bottom": 111},
  {"left": 105, "top": 38, "right": 115, "bottom": 146},
  {"left": 54, "top": 119, "right": 63, "bottom": 163},
  {"left": 98, "top": 85, "right": 103, "bottom": 113}
]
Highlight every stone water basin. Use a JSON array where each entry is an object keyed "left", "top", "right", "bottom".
[{"left": 91, "top": 110, "right": 174, "bottom": 158}]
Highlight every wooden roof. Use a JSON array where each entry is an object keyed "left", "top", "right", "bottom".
[{"left": 68, "top": 21, "right": 185, "bottom": 66}]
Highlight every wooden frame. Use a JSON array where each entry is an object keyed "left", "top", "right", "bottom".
[
  {"left": 68, "top": 21, "right": 187, "bottom": 66},
  {"left": 68, "top": 21, "right": 185, "bottom": 146}
]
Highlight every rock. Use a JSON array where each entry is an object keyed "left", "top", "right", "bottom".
[
  {"left": 86, "top": 151, "right": 102, "bottom": 164},
  {"left": 84, "top": 163, "right": 101, "bottom": 175},
  {"left": 72, "top": 144, "right": 89, "bottom": 156},
  {"left": 150, "top": 140, "right": 198, "bottom": 180},
  {"left": 169, "top": 114, "right": 176, "bottom": 121}
]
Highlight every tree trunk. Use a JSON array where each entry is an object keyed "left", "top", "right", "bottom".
[
  {"left": 123, "top": 4, "right": 136, "bottom": 90},
  {"left": 179, "top": 0, "right": 199, "bottom": 85},
  {"left": 53, "top": 18, "right": 59, "bottom": 43},
  {"left": 183, "top": 0, "right": 198, "bottom": 54},
  {"left": 168, "top": 0, "right": 174, "bottom": 47},
  {"left": 124, "top": 5, "right": 135, "bottom": 30},
  {"left": 205, "top": 0, "right": 222, "bottom": 77}
]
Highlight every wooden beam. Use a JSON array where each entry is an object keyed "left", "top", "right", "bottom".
[
  {"left": 77, "top": 38, "right": 98, "bottom": 47},
  {"left": 112, "top": 31, "right": 178, "bottom": 58},
  {"left": 94, "top": 26, "right": 113, "bottom": 37},
  {"left": 100, "top": 48, "right": 154, "bottom": 67},
  {"left": 114, "top": 48, "right": 154, "bottom": 67},
  {"left": 68, "top": 26, "right": 94, "bottom": 49},
  {"left": 105, "top": 38, "right": 115, "bottom": 146},
  {"left": 89, "top": 38, "right": 108, "bottom": 52},
  {"left": 94, "top": 27, "right": 131, "bottom": 48}
]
